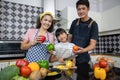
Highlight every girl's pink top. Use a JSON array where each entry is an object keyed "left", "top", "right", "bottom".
[{"left": 23, "top": 28, "right": 54, "bottom": 43}]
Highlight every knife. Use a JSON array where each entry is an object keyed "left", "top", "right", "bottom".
[{"left": 63, "top": 55, "right": 77, "bottom": 61}]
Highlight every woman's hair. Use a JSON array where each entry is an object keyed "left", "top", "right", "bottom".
[
  {"left": 36, "top": 12, "right": 54, "bottom": 32},
  {"left": 55, "top": 28, "right": 67, "bottom": 38},
  {"left": 76, "top": 0, "right": 89, "bottom": 8}
]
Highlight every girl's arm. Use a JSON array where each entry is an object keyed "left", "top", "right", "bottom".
[{"left": 49, "top": 54, "right": 58, "bottom": 62}]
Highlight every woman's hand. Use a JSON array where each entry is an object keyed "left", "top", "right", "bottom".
[
  {"left": 30, "top": 40, "right": 38, "bottom": 46},
  {"left": 36, "top": 35, "right": 46, "bottom": 43}
]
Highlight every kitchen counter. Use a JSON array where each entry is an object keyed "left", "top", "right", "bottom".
[{"left": 43, "top": 66, "right": 120, "bottom": 80}]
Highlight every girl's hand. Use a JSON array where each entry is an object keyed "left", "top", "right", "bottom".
[
  {"left": 58, "top": 57, "right": 64, "bottom": 63},
  {"left": 48, "top": 50, "right": 56, "bottom": 55}
]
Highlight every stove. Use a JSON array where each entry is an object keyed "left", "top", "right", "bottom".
[{"left": 0, "top": 41, "right": 26, "bottom": 59}]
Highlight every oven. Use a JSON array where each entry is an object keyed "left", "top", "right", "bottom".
[{"left": 0, "top": 41, "right": 26, "bottom": 60}]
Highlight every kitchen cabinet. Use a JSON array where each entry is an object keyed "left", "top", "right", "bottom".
[
  {"left": 60, "top": 6, "right": 101, "bottom": 32},
  {"left": 60, "top": 6, "right": 79, "bottom": 31}
]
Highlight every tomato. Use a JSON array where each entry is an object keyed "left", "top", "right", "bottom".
[
  {"left": 16, "top": 59, "right": 29, "bottom": 67},
  {"left": 93, "top": 63, "right": 99, "bottom": 70},
  {"left": 73, "top": 45, "right": 79, "bottom": 51},
  {"left": 20, "top": 66, "right": 31, "bottom": 77},
  {"left": 39, "top": 35, "right": 46, "bottom": 43},
  {"left": 99, "top": 60, "right": 108, "bottom": 68}
]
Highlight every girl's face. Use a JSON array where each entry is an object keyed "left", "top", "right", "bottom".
[
  {"left": 77, "top": 5, "right": 89, "bottom": 19},
  {"left": 40, "top": 15, "right": 53, "bottom": 30},
  {"left": 57, "top": 33, "right": 67, "bottom": 42}
]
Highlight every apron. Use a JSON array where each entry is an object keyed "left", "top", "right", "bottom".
[{"left": 26, "top": 29, "right": 50, "bottom": 62}]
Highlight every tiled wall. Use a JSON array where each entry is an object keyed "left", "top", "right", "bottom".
[
  {"left": 0, "top": 0, "right": 61, "bottom": 41},
  {"left": 0, "top": 0, "right": 43, "bottom": 40},
  {"left": 93, "top": 34, "right": 120, "bottom": 54}
]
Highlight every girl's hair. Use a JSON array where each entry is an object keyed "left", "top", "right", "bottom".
[
  {"left": 76, "top": 0, "right": 89, "bottom": 8},
  {"left": 36, "top": 13, "right": 54, "bottom": 32},
  {"left": 55, "top": 28, "right": 67, "bottom": 38}
]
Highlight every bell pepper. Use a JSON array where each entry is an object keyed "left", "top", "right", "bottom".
[
  {"left": 46, "top": 43, "right": 55, "bottom": 51},
  {"left": 38, "top": 60, "right": 49, "bottom": 69},
  {"left": 94, "top": 67, "right": 106, "bottom": 80},
  {"left": 16, "top": 59, "right": 29, "bottom": 67}
]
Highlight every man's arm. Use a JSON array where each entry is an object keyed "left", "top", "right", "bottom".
[
  {"left": 73, "top": 39, "right": 97, "bottom": 54},
  {"left": 68, "top": 34, "right": 72, "bottom": 42}
]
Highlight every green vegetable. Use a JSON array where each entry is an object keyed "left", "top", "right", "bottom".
[
  {"left": 38, "top": 60, "right": 49, "bottom": 69},
  {"left": 46, "top": 43, "right": 55, "bottom": 51},
  {"left": 0, "top": 65, "right": 19, "bottom": 80},
  {"left": 11, "top": 75, "right": 29, "bottom": 80}
]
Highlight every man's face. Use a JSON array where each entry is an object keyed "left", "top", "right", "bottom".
[{"left": 77, "top": 5, "right": 89, "bottom": 18}]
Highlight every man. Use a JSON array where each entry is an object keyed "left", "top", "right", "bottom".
[{"left": 68, "top": 0, "right": 99, "bottom": 80}]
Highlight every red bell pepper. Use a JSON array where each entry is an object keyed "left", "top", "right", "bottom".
[{"left": 16, "top": 59, "right": 29, "bottom": 67}]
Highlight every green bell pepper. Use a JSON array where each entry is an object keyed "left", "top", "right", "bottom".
[
  {"left": 38, "top": 60, "right": 49, "bottom": 69},
  {"left": 46, "top": 43, "right": 55, "bottom": 51}
]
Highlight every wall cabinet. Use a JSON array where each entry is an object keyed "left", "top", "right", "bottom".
[{"left": 60, "top": 6, "right": 79, "bottom": 31}]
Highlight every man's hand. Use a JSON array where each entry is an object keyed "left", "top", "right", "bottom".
[{"left": 73, "top": 47, "right": 84, "bottom": 55}]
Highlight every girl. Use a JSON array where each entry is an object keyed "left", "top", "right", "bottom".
[
  {"left": 50, "top": 28, "right": 76, "bottom": 66},
  {"left": 21, "top": 12, "right": 54, "bottom": 62}
]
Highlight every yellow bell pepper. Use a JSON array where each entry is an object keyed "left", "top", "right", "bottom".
[
  {"left": 94, "top": 67, "right": 106, "bottom": 80},
  {"left": 65, "top": 60, "right": 73, "bottom": 68}
]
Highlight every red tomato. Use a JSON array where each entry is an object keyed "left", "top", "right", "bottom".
[
  {"left": 20, "top": 66, "right": 31, "bottom": 77},
  {"left": 99, "top": 60, "right": 108, "bottom": 68},
  {"left": 93, "top": 63, "right": 99, "bottom": 70},
  {"left": 73, "top": 45, "right": 79, "bottom": 51},
  {"left": 16, "top": 59, "right": 29, "bottom": 67}
]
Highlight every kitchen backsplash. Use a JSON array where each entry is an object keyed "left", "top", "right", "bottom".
[
  {"left": 93, "top": 34, "right": 120, "bottom": 54},
  {"left": 0, "top": 0, "right": 43, "bottom": 40}
]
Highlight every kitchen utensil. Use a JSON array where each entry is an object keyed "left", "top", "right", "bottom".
[{"left": 46, "top": 68, "right": 62, "bottom": 80}]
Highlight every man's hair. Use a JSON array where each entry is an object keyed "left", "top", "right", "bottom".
[
  {"left": 55, "top": 28, "right": 67, "bottom": 38},
  {"left": 76, "top": 0, "right": 89, "bottom": 8}
]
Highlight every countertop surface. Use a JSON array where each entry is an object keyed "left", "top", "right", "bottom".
[{"left": 43, "top": 66, "right": 120, "bottom": 80}]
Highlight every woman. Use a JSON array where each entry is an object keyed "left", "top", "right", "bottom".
[{"left": 21, "top": 12, "right": 54, "bottom": 62}]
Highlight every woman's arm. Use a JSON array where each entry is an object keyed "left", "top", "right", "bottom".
[{"left": 20, "top": 39, "right": 37, "bottom": 50}]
